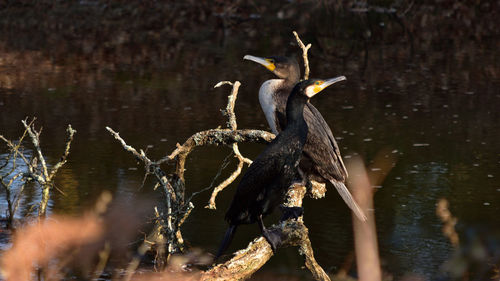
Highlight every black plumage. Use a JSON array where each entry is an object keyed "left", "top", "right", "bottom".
[
  {"left": 243, "top": 55, "right": 366, "bottom": 221},
  {"left": 215, "top": 77, "right": 346, "bottom": 260}
]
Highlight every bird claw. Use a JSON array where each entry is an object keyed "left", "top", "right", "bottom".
[
  {"left": 279, "top": 206, "right": 303, "bottom": 221},
  {"left": 262, "top": 228, "right": 282, "bottom": 253}
]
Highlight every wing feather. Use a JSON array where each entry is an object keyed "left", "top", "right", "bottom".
[
  {"left": 225, "top": 151, "right": 279, "bottom": 223},
  {"left": 303, "top": 102, "right": 348, "bottom": 180}
]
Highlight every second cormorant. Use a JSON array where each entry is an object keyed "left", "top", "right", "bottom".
[
  {"left": 215, "top": 77, "right": 347, "bottom": 259},
  {"left": 243, "top": 55, "right": 366, "bottom": 221}
]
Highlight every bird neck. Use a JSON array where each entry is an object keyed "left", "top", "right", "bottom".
[
  {"left": 282, "top": 72, "right": 300, "bottom": 89},
  {"left": 285, "top": 89, "right": 308, "bottom": 129}
]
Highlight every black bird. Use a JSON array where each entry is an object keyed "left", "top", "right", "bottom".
[
  {"left": 216, "top": 77, "right": 347, "bottom": 259},
  {"left": 243, "top": 55, "right": 366, "bottom": 221}
]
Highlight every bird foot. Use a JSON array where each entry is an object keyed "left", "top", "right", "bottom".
[
  {"left": 279, "top": 206, "right": 303, "bottom": 222},
  {"left": 262, "top": 228, "right": 283, "bottom": 253}
]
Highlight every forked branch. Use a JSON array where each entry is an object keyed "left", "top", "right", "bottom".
[
  {"left": 1, "top": 118, "right": 77, "bottom": 217},
  {"left": 293, "top": 31, "right": 312, "bottom": 80}
]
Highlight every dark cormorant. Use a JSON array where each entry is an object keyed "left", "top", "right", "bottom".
[
  {"left": 216, "top": 77, "right": 347, "bottom": 259},
  {"left": 243, "top": 55, "right": 366, "bottom": 221}
]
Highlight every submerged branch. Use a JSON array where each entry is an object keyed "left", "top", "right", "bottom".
[{"left": 2, "top": 119, "right": 76, "bottom": 218}]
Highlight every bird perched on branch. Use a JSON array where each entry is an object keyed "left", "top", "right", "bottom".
[
  {"left": 243, "top": 55, "right": 366, "bottom": 221},
  {"left": 216, "top": 77, "right": 347, "bottom": 260}
]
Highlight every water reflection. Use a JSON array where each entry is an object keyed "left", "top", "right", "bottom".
[
  {"left": 0, "top": 150, "right": 43, "bottom": 220},
  {"left": 385, "top": 163, "right": 452, "bottom": 279},
  {"left": 1, "top": 1, "right": 499, "bottom": 279}
]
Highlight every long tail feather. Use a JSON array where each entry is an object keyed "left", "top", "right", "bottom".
[
  {"left": 330, "top": 180, "right": 367, "bottom": 221},
  {"left": 215, "top": 224, "right": 237, "bottom": 261}
]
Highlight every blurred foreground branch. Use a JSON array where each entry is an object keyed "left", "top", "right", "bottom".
[
  {"left": 436, "top": 198, "right": 459, "bottom": 247},
  {"left": 346, "top": 149, "right": 395, "bottom": 281}
]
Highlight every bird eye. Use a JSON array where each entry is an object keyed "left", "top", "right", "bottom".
[
  {"left": 315, "top": 81, "right": 320, "bottom": 85},
  {"left": 268, "top": 59, "right": 275, "bottom": 64}
]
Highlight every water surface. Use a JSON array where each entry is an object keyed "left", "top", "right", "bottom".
[{"left": 0, "top": 2, "right": 499, "bottom": 280}]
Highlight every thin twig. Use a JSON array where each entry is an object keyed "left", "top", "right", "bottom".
[
  {"left": 48, "top": 125, "right": 76, "bottom": 181},
  {"left": 106, "top": 127, "right": 145, "bottom": 161},
  {"left": 293, "top": 31, "right": 312, "bottom": 80},
  {"left": 22, "top": 118, "right": 49, "bottom": 180},
  {"left": 187, "top": 152, "right": 233, "bottom": 204},
  {"left": 106, "top": 126, "right": 179, "bottom": 256},
  {"left": 217, "top": 81, "right": 241, "bottom": 130},
  {"left": 206, "top": 157, "right": 244, "bottom": 209},
  {"left": 206, "top": 81, "right": 254, "bottom": 209}
]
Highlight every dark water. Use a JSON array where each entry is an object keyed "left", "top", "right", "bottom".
[{"left": 1, "top": 2, "right": 499, "bottom": 280}]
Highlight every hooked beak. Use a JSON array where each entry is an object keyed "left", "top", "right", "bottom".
[
  {"left": 243, "top": 55, "right": 276, "bottom": 72},
  {"left": 307, "top": 76, "right": 347, "bottom": 98}
]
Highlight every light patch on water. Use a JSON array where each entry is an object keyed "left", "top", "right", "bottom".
[{"left": 413, "top": 143, "right": 430, "bottom": 147}]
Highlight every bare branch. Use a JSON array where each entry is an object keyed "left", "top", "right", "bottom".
[
  {"left": 205, "top": 81, "right": 255, "bottom": 209},
  {"left": 221, "top": 81, "right": 241, "bottom": 130},
  {"left": 157, "top": 129, "right": 274, "bottom": 165},
  {"left": 232, "top": 142, "right": 252, "bottom": 165},
  {"left": 214, "top": 81, "right": 234, "bottom": 88},
  {"left": 22, "top": 118, "right": 49, "bottom": 180},
  {"left": 106, "top": 126, "right": 180, "bottom": 257},
  {"left": 206, "top": 155, "right": 244, "bottom": 209},
  {"left": 106, "top": 127, "right": 146, "bottom": 161},
  {"left": 293, "top": 31, "right": 312, "bottom": 80},
  {"left": 48, "top": 125, "right": 77, "bottom": 181}
]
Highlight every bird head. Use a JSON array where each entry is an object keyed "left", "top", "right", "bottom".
[
  {"left": 244, "top": 55, "right": 300, "bottom": 81},
  {"left": 301, "top": 76, "right": 347, "bottom": 98}
]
